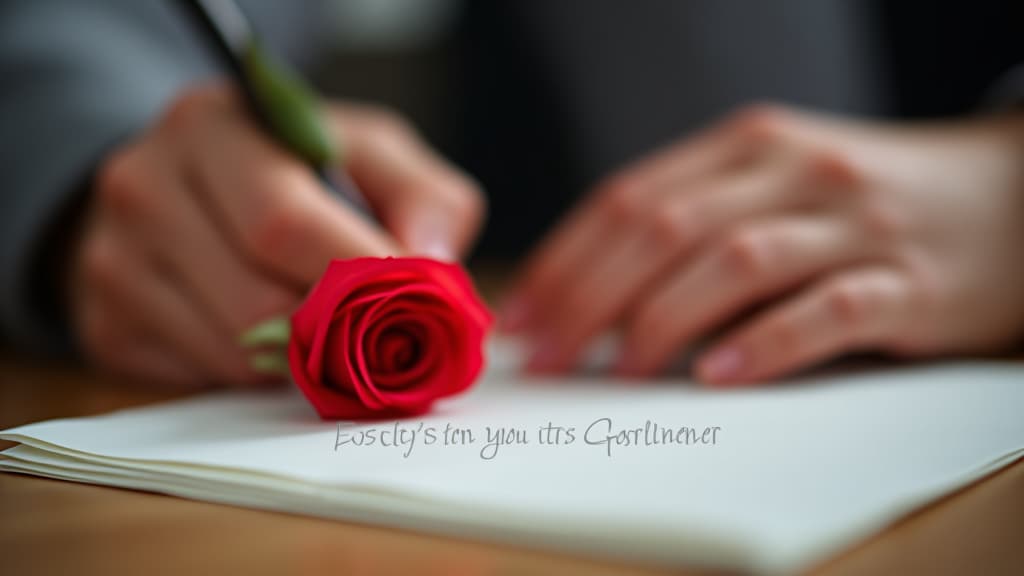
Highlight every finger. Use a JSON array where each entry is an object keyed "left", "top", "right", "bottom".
[
  {"left": 328, "top": 105, "right": 485, "bottom": 260},
  {"left": 524, "top": 152, "right": 811, "bottom": 372},
  {"left": 619, "top": 216, "right": 868, "bottom": 376},
  {"left": 105, "top": 140, "right": 302, "bottom": 338},
  {"left": 76, "top": 284, "right": 202, "bottom": 387},
  {"left": 79, "top": 216, "right": 260, "bottom": 386},
  {"left": 695, "top": 267, "right": 912, "bottom": 385},
  {"left": 502, "top": 111, "right": 754, "bottom": 332},
  {"left": 155, "top": 185, "right": 302, "bottom": 338},
  {"left": 172, "top": 89, "right": 399, "bottom": 286}
]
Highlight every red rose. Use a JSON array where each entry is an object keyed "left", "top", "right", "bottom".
[{"left": 288, "top": 257, "right": 492, "bottom": 419}]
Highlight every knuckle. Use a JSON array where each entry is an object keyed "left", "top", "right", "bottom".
[
  {"left": 826, "top": 281, "right": 868, "bottom": 328},
  {"left": 805, "top": 148, "right": 864, "bottom": 190},
  {"left": 243, "top": 197, "right": 304, "bottom": 266},
  {"left": 730, "top": 103, "right": 792, "bottom": 144},
  {"left": 79, "top": 234, "right": 122, "bottom": 294},
  {"left": 721, "top": 229, "right": 771, "bottom": 280},
  {"left": 596, "top": 175, "right": 645, "bottom": 225},
  {"left": 160, "top": 87, "right": 216, "bottom": 134},
  {"left": 858, "top": 197, "right": 905, "bottom": 241},
  {"left": 649, "top": 204, "right": 693, "bottom": 250},
  {"left": 95, "top": 148, "right": 148, "bottom": 215}
]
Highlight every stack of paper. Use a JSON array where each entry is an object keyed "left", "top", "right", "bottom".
[{"left": 2, "top": 344, "right": 1022, "bottom": 574}]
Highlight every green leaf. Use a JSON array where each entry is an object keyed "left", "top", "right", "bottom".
[
  {"left": 239, "top": 316, "right": 291, "bottom": 348},
  {"left": 244, "top": 40, "right": 339, "bottom": 168},
  {"left": 249, "top": 351, "right": 290, "bottom": 376}
]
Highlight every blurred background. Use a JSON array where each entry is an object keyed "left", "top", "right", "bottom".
[{"left": 292, "top": 0, "right": 1024, "bottom": 263}]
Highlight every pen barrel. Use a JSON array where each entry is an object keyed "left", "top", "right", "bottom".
[{"left": 243, "top": 41, "right": 339, "bottom": 169}]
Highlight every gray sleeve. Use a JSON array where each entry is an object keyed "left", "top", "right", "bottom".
[
  {"left": 986, "top": 63, "right": 1024, "bottom": 109},
  {"left": 0, "top": 0, "right": 219, "bottom": 354}
]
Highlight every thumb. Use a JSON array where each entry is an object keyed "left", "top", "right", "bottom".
[{"left": 328, "top": 105, "right": 485, "bottom": 260}]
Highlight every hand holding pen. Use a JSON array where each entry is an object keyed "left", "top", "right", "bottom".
[{"left": 65, "top": 0, "right": 483, "bottom": 387}]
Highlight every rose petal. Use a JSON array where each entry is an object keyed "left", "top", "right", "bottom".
[
  {"left": 365, "top": 314, "right": 461, "bottom": 407},
  {"left": 365, "top": 309, "right": 430, "bottom": 369},
  {"left": 363, "top": 303, "right": 452, "bottom": 391},
  {"left": 370, "top": 319, "right": 446, "bottom": 397},
  {"left": 347, "top": 294, "right": 396, "bottom": 409},
  {"left": 289, "top": 332, "right": 370, "bottom": 419},
  {"left": 367, "top": 322, "right": 420, "bottom": 375}
]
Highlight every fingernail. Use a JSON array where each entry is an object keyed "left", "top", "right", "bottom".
[
  {"left": 698, "top": 347, "right": 745, "bottom": 383},
  {"left": 418, "top": 238, "right": 456, "bottom": 262},
  {"left": 498, "top": 296, "right": 532, "bottom": 332},
  {"left": 407, "top": 218, "right": 456, "bottom": 262}
]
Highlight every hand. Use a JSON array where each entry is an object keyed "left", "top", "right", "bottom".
[
  {"left": 504, "top": 104, "right": 1024, "bottom": 383},
  {"left": 71, "top": 84, "right": 483, "bottom": 387}
]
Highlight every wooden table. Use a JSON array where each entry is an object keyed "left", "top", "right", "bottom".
[{"left": 1, "top": 353, "right": 1022, "bottom": 576}]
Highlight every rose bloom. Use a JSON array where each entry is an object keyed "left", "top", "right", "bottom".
[{"left": 289, "top": 257, "right": 493, "bottom": 419}]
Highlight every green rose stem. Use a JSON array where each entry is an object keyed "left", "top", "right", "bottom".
[
  {"left": 249, "top": 351, "right": 291, "bottom": 375},
  {"left": 239, "top": 316, "right": 290, "bottom": 346},
  {"left": 240, "top": 316, "right": 291, "bottom": 375}
]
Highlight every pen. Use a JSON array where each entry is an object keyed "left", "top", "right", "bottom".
[
  {"left": 178, "top": 0, "right": 368, "bottom": 211},
  {"left": 180, "top": 0, "right": 371, "bottom": 367}
]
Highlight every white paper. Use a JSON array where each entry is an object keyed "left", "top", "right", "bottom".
[{"left": 2, "top": 343, "right": 1022, "bottom": 574}]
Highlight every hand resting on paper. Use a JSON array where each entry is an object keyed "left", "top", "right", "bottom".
[
  {"left": 67, "top": 84, "right": 483, "bottom": 387},
  {"left": 504, "top": 105, "right": 1024, "bottom": 384}
]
